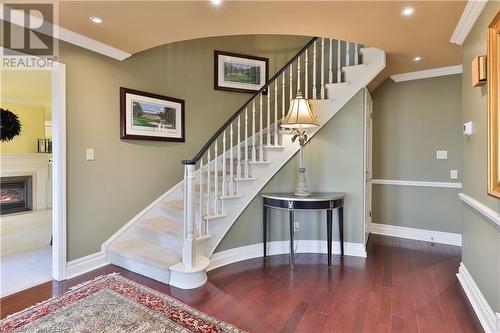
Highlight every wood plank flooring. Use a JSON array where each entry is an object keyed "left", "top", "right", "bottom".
[{"left": 0, "top": 235, "right": 482, "bottom": 332}]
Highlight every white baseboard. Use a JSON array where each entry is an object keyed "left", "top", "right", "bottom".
[
  {"left": 208, "top": 240, "right": 366, "bottom": 271},
  {"left": 65, "top": 251, "right": 108, "bottom": 279},
  {"left": 457, "top": 262, "right": 499, "bottom": 333},
  {"left": 370, "top": 223, "right": 462, "bottom": 246}
]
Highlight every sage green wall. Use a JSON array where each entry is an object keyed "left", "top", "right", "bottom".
[
  {"left": 372, "top": 76, "right": 463, "bottom": 233},
  {"left": 59, "top": 35, "right": 310, "bottom": 261},
  {"left": 216, "top": 90, "right": 365, "bottom": 252},
  {"left": 461, "top": 1, "right": 500, "bottom": 313}
]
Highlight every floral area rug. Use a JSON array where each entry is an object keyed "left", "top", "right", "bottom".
[{"left": 0, "top": 273, "right": 244, "bottom": 333}]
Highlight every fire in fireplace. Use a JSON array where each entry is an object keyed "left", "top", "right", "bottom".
[{"left": 0, "top": 176, "right": 33, "bottom": 215}]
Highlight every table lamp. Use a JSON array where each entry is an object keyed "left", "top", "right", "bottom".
[{"left": 281, "top": 91, "right": 319, "bottom": 196}]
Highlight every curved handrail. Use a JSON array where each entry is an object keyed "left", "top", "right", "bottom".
[{"left": 182, "top": 36, "right": 319, "bottom": 165}]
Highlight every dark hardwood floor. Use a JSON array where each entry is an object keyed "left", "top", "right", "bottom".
[{"left": 1, "top": 235, "right": 482, "bottom": 332}]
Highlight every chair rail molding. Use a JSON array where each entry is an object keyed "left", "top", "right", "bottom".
[
  {"left": 370, "top": 223, "right": 462, "bottom": 246},
  {"left": 208, "top": 240, "right": 367, "bottom": 271},
  {"left": 450, "top": 0, "right": 488, "bottom": 45},
  {"left": 457, "top": 262, "right": 499, "bottom": 333},
  {"left": 459, "top": 193, "right": 500, "bottom": 228},
  {"left": 390, "top": 65, "right": 463, "bottom": 83},
  {"left": 372, "top": 179, "right": 462, "bottom": 189}
]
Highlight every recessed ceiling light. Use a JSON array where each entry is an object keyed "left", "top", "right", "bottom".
[
  {"left": 89, "top": 16, "right": 103, "bottom": 24},
  {"left": 401, "top": 7, "right": 415, "bottom": 16},
  {"left": 210, "top": 0, "right": 223, "bottom": 5},
  {"left": 413, "top": 56, "right": 422, "bottom": 62}
]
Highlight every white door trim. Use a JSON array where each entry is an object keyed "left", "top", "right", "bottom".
[{"left": 51, "top": 63, "right": 67, "bottom": 281}]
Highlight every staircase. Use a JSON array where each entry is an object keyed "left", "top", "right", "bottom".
[{"left": 104, "top": 37, "right": 386, "bottom": 289}]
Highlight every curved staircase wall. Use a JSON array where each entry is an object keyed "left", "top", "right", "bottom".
[
  {"left": 59, "top": 34, "right": 311, "bottom": 261},
  {"left": 215, "top": 90, "right": 366, "bottom": 253}
]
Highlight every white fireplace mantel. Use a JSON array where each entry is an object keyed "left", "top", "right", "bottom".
[{"left": 1, "top": 153, "right": 52, "bottom": 210}]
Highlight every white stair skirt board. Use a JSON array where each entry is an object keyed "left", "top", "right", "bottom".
[
  {"left": 103, "top": 45, "right": 386, "bottom": 289},
  {"left": 369, "top": 223, "right": 462, "bottom": 246},
  {"left": 208, "top": 240, "right": 367, "bottom": 271},
  {"left": 65, "top": 251, "right": 107, "bottom": 279},
  {"left": 457, "top": 263, "right": 500, "bottom": 333}
]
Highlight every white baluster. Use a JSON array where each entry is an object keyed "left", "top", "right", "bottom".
[
  {"left": 229, "top": 123, "right": 234, "bottom": 194},
  {"left": 297, "top": 56, "right": 301, "bottom": 94},
  {"left": 346, "top": 41, "right": 350, "bottom": 67},
  {"left": 213, "top": 140, "right": 219, "bottom": 215},
  {"left": 305, "top": 49, "right": 309, "bottom": 99},
  {"left": 206, "top": 148, "right": 211, "bottom": 218},
  {"left": 337, "top": 40, "right": 342, "bottom": 83},
  {"left": 313, "top": 41, "right": 317, "bottom": 100},
  {"left": 244, "top": 108, "right": 249, "bottom": 178},
  {"left": 267, "top": 87, "right": 271, "bottom": 147},
  {"left": 355, "top": 43, "right": 359, "bottom": 65},
  {"left": 199, "top": 159, "right": 204, "bottom": 235},
  {"left": 289, "top": 65, "right": 293, "bottom": 99},
  {"left": 329, "top": 38, "right": 333, "bottom": 84},
  {"left": 321, "top": 37, "right": 325, "bottom": 99},
  {"left": 237, "top": 115, "right": 242, "bottom": 181},
  {"left": 222, "top": 131, "right": 226, "bottom": 198},
  {"left": 252, "top": 101, "right": 256, "bottom": 163},
  {"left": 259, "top": 93, "right": 264, "bottom": 161},
  {"left": 274, "top": 80, "right": 278, "bottom": 146},
  {"left": 282, "top": 72, "right": 286, "bottom": 119}
]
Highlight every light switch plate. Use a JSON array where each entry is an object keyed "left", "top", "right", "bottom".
[
  {"left": 86, "top": 148, "right": 95, "bottom": 161},
  {"left": 436, "top": 150, "right": 448, "bottom": 160},
  {"left": 450, "top": 170, "right": 458, "bottom": 179}
]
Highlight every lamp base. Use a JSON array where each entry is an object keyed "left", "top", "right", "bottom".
[{"left": 294, "top": 167, "right": 311, "bottom": 197}]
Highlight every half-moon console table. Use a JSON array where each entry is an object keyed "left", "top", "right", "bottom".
[{"left": 261, "top": 192, "right": 346, "bottom": 269}]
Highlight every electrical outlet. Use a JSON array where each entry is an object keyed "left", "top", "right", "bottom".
[{"left": 294, "top": 222, "right": 299, "bottom": 231}]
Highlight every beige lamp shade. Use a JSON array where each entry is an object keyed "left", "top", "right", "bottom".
[{"left": 281, "top": 91, "right": 319, "bottom": 129}]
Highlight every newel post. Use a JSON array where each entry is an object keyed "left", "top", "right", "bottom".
[{"left": 182, "top": 161, "right": 196, "bottom": 269}]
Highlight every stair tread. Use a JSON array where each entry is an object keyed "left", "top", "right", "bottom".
[
  {"left": 108, "top": 238, "right": 181, "bottom": 268},
  {"left": 137, "top": 217, "right": 183, "bottom": 238}
]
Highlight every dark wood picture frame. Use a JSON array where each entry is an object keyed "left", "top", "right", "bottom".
[
  {"left": 214, "top": 50, "right": 269, "bottom": 94},
  {"left": 120, "top": 87, "right": 185, "bottom": 142}
]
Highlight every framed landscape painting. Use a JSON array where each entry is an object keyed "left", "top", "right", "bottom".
[
  {"left": 120, "top": 88, "right": 185, "bottom": 142},
  {"left": 214, "top": 51, "right": 269, "bottom": 94}
]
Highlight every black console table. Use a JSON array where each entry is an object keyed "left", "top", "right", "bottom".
[{"left": 261, "top": 192, "right": 345, "bottom": 269}]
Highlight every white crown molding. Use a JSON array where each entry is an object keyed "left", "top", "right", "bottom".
[
  {"left": 450, "top": 0, "right": 488, "bottom": 45},
  {"left": 457, "top": 262, "right": 499, "bottom": 333},
  {"left": 390, "top": 65, "right": 463, "bottom": 83},
  {"left": 370, "top": 223, "right": 462, "bottom": 246},
  {"left": 208, "top": 240, "right": 367, "bottom": 271},
  {"left": 0, "top": 4, "right": 131, "bottom": 61},
  {"left": 459, "top": 193, "right": 500, "bottom": 228},
  {"left": 372, "top": 179, "right": 463, "bottom": 189},
  {"left": 65, "top": 251, "right": 108, "bottom": 279}
]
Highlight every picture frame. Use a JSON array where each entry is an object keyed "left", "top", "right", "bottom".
[
  {"left": 120, "top": 87, "right": 185, "bottom": 142},
  {"left": 214, "top": 50, "right": 269, "bottom": 94},
  {"left": 487, "top": 11, "right": 500, "bottom": 198}
]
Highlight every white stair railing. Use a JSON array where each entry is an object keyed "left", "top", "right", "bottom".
[{"left": 181, "top": 37, "right": 364, "bottom": 269}]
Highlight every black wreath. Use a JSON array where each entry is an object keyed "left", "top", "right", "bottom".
[{"left": 0, "top": 108, "right": 22, "bottom": 142}]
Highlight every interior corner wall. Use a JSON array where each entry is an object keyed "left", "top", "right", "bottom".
[
  {"left": 461, "top": 1, "right": 500, "bottom": 313},
  {"left": 371, "top": 75, "right": 463, "bottom": 234},
  {"left": 215, "top": 90, "right": 365, "bottom": 252},
  {"left": 58, "top": 35, "right": 310, "bottom": 261}
]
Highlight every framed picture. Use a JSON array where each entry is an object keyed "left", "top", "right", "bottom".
[
  {"left": 214, "top": 50, "right": 269, "bottom": 94},
  {"left": 120, "top": 87, "right": 185, "bottom": 142}
]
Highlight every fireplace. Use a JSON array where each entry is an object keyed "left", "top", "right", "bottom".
[{"left": 0, "top": 176, "right": 33, "bottom": 215}]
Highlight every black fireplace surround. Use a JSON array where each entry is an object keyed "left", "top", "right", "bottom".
[{"left": 0, "top": 176, "right": 33, "bottom": 215}]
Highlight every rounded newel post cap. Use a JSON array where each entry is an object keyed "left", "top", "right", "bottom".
[{"left": 182, "top": 160, "right": 197, "bottom": 165}]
